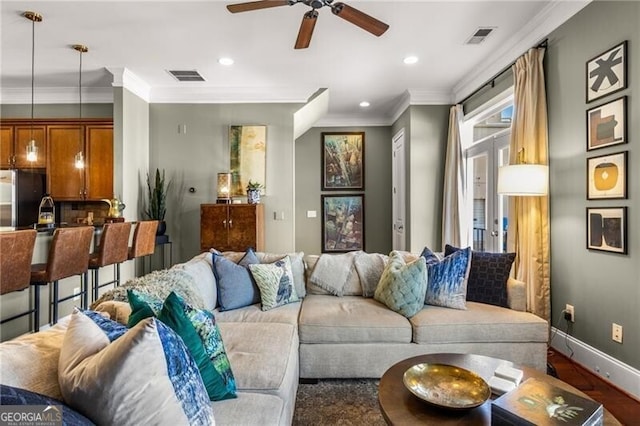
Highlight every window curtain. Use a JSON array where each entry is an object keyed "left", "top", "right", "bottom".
[
  {"left": 442, "top": 104, "right": 468, "bottom": 249},
  {"left": 507, "top": 48, "right": 550, "bottom": 321}
]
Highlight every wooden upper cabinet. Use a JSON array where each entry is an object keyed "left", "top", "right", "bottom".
[
  {"left": 200, "top": 204, "right": 265, "bottom": 252},
  {"left": 0, "top": 126, "right": 13, "bottom": 168},
  {"left": 47, "top": 125, "right": 84, "bottom": 200},
  {"left": 85, "top": 125, "right": 114, "bottom": 200},
  {"left": 15, "top": 126, "right": 46, "bottom": 168}
]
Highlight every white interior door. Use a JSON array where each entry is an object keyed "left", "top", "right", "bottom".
[{"left": 392, "top": 129, "right": 406, "bottom": 250}]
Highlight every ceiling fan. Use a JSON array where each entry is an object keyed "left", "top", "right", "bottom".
[{"left": 226, "top": 0, "right": 389, "bottom": 49}]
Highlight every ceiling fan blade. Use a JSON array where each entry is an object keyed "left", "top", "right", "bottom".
[
  {"left": 227, "top": 1, "right": 290, "bottom": 13},
  {"left": 295, "top": 10, "right": 318, "bottom": 49},
  {"left": 331, "top": 2, "right": 389, "bottom": 37}
]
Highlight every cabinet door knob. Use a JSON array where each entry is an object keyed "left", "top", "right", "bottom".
[
  {"left": 228, "top": 219, "right": 233, "bottom": 228},
  {"left": 222, "top": 219, "right": 227, "bottom": 228}
]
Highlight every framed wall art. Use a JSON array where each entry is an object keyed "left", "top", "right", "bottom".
[
  {"left": 321, "top": 132, "right": 364, "bottom": 191},
  {"left": 586, "top": 151, "right": 627, "bottom": 200},
  {"left": 586, "top": 96, "right": 626, "bottom": 151},
  {"left": 586, "top": 207, "right": 627, "bottom": 254},
  {"left": 321, "top": 194, "right": 364, "bottom": 253},
  {"left": 586, "top": 41, "right": 627, "bottom": 103},
  {"left": 229, "top": 125, "right": 267, "bottom": 197}
]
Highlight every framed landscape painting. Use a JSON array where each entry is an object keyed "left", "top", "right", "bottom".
[
  {"left": 586, "top": 41, "right": 627, "bottom": 103},
  {"left": 322, "top": 132, "right": 364, "bottom": 191},
  {"left": 587, "top": 207, "right": 627, "bottom": 254},
  {"left": 586, "top": 151, "right": 627, "bottom": 200},
  {"left": 586, "top": 96, "right": 626, "bottom": 151},
  {"left": 321, "top": 194, "right": 364, "bottom": 253},
  {"left": 229, "top": 125, "right": 266, "bottom": 197}
]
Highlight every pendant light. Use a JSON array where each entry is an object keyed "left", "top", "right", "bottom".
[
  {"left": 24, "top": 11, "right": 42, "bottom": 163},
  {"left": 73, "top": 44, "right": 88, "bottom": 169}
]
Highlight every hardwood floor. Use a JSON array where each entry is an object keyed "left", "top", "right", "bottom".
[{"left": 547, "top": 349, "right": 640, "bottom": 425}]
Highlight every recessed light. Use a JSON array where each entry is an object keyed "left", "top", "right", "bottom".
[
  {"left": 403, "top": 56, "right": 419, "bottom": 65},
  {"left": 218, "top": 57, "right": 234, "bottom": 66},
  {"left": 359, "top": 101, "right": 370, "bottom": 108}
]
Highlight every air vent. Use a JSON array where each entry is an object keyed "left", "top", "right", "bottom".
[
  {"left": 168, "top": 70, "right": 205, "bottom": 82},
  {"left": 465, "top": 27, "right": 495, "bottom": 45}
]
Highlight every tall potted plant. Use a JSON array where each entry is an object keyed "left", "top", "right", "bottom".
[{"left": 145, "top": 168, "right": 171, "bottom": 235}]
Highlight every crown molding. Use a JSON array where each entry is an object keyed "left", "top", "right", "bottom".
[
  {"left": 148, "top": 86, "right": 315, "bottom": 104},
  {"left": 453, "top": 0, "right": 592, "bottom": 103},
  {"left": 107, "top": 67, "right": 151, "bottom": 102},
  {"left": 313, "top": 114, "right": 392, "bottom": 128},
  {"left": 0, "top": 87, "right": 113, "bottom": 104}
]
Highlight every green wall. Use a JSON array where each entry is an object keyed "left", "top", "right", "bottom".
[
  {"left": 0, "top": 103, "right": 112, "bottom": 118},
  {"left": 295, "top": 126, "right": 392, "bottom": 255},
  {"left": 546, "top": 1, "right": 639, "bottom": 369},
  {"left": 149, "top": 103, "right": 302, "bottom": 263}
]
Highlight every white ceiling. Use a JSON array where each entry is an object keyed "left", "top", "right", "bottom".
[{"left": 1, "top": 0, "right": 589, "bottom": 125}]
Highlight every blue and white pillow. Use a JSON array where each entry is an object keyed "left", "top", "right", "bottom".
[
  {"left": 421, "top": 246, "right": 471, "bottom": 310},
  {"left": 249, "top": 256, "right": 299, "bottom": 311},
  {"left": 58, "top": 309, "right": 215, "bottom": 425},
  {"left": 213, "top": 248, "right": 260, "bottom": 311}
]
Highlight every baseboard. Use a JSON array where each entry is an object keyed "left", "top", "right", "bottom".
[{"left": 550, "top": 327, "right": 640, "bottom": 401}]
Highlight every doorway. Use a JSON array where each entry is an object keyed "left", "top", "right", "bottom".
[{"left": 392, "top": 129, "right": 406, "bottom": 251}]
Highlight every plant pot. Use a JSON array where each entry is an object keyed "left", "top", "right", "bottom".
[
  {"left": 156, "top": 220, "right": 167, "bottom": 236},
  {"left": 247, "top": 189, "right": 261, "bottom": 204}
]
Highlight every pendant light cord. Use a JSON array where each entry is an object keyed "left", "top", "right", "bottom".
[{"left": 30, "top": 17, "right": 35, "bottom": 141}]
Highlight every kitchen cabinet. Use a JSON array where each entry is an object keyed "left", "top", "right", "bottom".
[
  {"left": 200, "top": 204, "right": 264, "bottom": 252},
  {"left": 1, "top": 125, "right": 46, "bottom": 169},
  {"left": 47, "top": 124, "right": 113, "bottom": 200}
]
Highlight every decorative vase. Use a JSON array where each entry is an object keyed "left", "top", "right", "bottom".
[
  {"left": 156, "top": 220, "right": 167, "bottom": 236},
  {"left": 247, "top": 189, "right": 261, "bottom": 204}
]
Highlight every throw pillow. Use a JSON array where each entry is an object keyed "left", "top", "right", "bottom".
[
  {"left": 354, "top": 251, "right": 389, "bottom": 297},
  {"left": 58, "top": 310, "right": 214, "bottom": 425},
  {"left": 248, "top": 256, "right": 299, "bottom": 311},
  {"left": 0, "top": 384, "right": 94, "bottom": 425},
  {"left": 128, "top": 290, "right": 237, "bottom": 401},
  {"left": 373, "top": 251, "right": 427, "bottom": 318},
  {"left": 421, "top": 246, "right": 471, "bottom": 310},
  {"left": 213, "top": 248, "right": 260, "bottom": 311},
  {"left": 445, "top": 244, "right": 516, "bottom": 308}
]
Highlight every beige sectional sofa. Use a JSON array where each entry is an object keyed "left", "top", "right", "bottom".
[{"left": 0, "top": 249, "right": 548, "bottom": 425}]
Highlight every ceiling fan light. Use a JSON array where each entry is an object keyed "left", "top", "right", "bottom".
[
  {"left": 359, "top": 101, "right": 370, "bottom": 107},
  {"left": 403, "top": 56, "right": 418, "bottom": 65}
]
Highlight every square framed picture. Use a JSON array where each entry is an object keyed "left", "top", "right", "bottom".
[
  {"left": 321, "top": 194, "right": 364, "bottom": 253},
  {"left": 586, "top": 207, "right": 627, "bottom": 254},
  {"left": 321, "top": 132, "right": 364, "bottom": 191},
  {"left": 586, "top": 96, "right": 627, "bottom": 151},
  {"left": 586, "top": 151, "right": 627, "bottom": 200},
  {"left": 229, "top": 125, "right": 267, "bottom": 197},
  {"left": 586, "top": 41, "right": 627, "bottom": 103}
]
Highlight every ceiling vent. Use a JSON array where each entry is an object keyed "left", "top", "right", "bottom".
[
  {"left": 168, "top": 70, "right": 205, "bottom": 82},
  {"left": 465, "top": 27, "right": 495, "bottom": 45}
]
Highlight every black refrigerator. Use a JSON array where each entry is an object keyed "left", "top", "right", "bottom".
[{"left": 0, "top": 169, "right": 46, "bottom": 228}]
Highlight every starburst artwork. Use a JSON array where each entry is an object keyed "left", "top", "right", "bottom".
[{"left": 586, "top": 41, "right": 627, "bottom": 103}]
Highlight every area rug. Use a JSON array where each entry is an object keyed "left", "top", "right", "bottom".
[{"left": 293, "top": 379, "right": 386, "bottom": 425}]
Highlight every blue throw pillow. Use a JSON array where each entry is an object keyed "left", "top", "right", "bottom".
[
  {"left": 0, "top": 384, "right": 95, "bottom": 425},
  {"left": 445, "top": 245, "right": 515, "bottom": 308},
  {"left": 212, "top": 248, "right": 260, "bottom": 311},
  {"left": 421, "top": 246, "right": 471, "bottom": 310}
]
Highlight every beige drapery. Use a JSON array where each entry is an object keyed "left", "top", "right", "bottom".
[
  {"left": 442, "top": 105, "right": 467, "bottom": 249},
  {"left": 507, "top": 48, "right": 550, "bottom": 321}
]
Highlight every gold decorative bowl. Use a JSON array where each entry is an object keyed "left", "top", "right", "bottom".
[{"left": 403, "top": 363, "right": 491, "bottom": 410}]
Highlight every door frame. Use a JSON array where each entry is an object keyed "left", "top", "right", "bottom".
[{"left": 392, "top": 128, "right": 406, "bottom": 251}]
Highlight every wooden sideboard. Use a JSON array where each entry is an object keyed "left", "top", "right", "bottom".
[{"left": 200, "top": 203, "right": 264, "bottom": 252}]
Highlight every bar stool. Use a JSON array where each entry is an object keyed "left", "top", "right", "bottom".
[
  {"left": 0, "top": 229, "right": 37, "bottom": 330},
  {"left": 89, "top": 222, "right": 132, "bottom": 302},
  {"left": 30, "top": 226, "right": 93, "bottom": 327},
  {"left": 128, "top": 220, "right": 159, "bottom": 275}
]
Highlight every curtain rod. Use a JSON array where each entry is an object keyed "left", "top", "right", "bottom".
[{"left": 458, "top": 38, "right": 548, "bottom": 106}]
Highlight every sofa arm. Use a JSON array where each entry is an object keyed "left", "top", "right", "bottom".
[{"left": 507, "top": 277, "right": 526, "bottom": 312}]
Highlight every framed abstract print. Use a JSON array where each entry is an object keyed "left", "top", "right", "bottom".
[
  {"left": 586, "top": 207, "right": 627, "bottom": 254},
  {"left": 586, "top": 96, "right": 626, "bottom": 151},
  {"left": 321, "top": 194, "right": 364, "bottom": 253},
  {"left": 586, "top": 151, "right": 627, "bottom": 200},
  {"left": 586, "top": 41, "right": 627, "bottom": 103},
  {"left": 321, "top": 132, "right": 364, "bottom": 191}
]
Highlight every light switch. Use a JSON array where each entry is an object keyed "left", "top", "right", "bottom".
[{"left": 307, "top": 210, "right": 317, "bottom": 218}]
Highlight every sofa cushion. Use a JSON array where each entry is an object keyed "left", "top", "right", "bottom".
[
  {"left": 128, "top": 290, "right": 237, "bottom": 401},
  {"left": 214, "top": 301, "right": 301, "bottom": 326},
  {"left": 249, "top": 256, "right": 299, "bottom": 311},
  {"left": 410, "top": 301, "right": 548, "bottom": 345},
  {"left": 212, "top": 392, "right": 285, "bottom": 426},
  {"left": 445, "top": 244, "right": 516, "bottom": 308},
  {"left": 374, "top": 251, "right": 427, "bottom": 318},
  {"left": 173, "top": 251, "right": 218, "bottom": 311},
  {"left": 213, "top": 248, "right": 260, "bottom": 311},
  {"left": 421, "top": 246, "right": 471, "bottom": 310},
  {"left": 299, "top": 295, "right": 412, "bottom": 344},
  {"left": 58, "top": 310, "right": 215, "bottom": 425},
  {"left": 0, "top": 384, "right": 94, "bottom": 425},
  {"left": 354, "top": 251, "right": 388, "bottom": 297}
]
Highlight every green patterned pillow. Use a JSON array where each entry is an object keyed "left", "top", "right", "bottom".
[
  {"left": 127, "top": 290, "right": 236, "bottom": 401},
  {"left": 248, "top": 256, "right": 299, "bottom": 311},
  {"left": 374, "top": 250, "right": 427, "bottom": 318}
]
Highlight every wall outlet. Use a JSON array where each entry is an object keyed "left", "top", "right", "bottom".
[
  {"left": 73, "top": 287, "right": 81, "bottom": 302},
  {"left": 564, "top": 304, "right": 575, "bottom": 322},
  {"left": 612, "top": 323, "right": 623, "bottom": 343}
]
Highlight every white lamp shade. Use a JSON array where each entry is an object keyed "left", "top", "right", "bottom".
[{"left": 497, "top": 164, "right": 548, "bottom": 196}]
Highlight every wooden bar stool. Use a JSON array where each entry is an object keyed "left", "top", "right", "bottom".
[
  {"left": 89, "top": 222, "right": 132, "bottom": 302},
  {"left": 0, "top": 229, "right": 37, "bottom": 330},
  {"left": 128, "top": 220, "right": 159, "bottom": 275},
  {"left": 30, "top": 226, "right": 93, "bottom": 327}
]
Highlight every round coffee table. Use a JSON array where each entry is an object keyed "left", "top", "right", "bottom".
[{"left": 378, "top": 353, "right": 620, "bottom": 425}]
